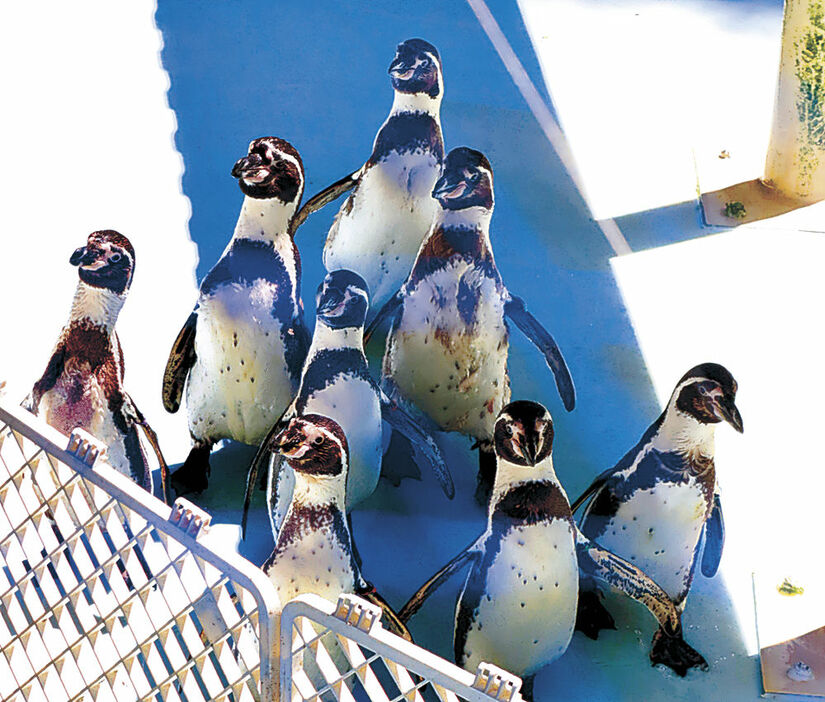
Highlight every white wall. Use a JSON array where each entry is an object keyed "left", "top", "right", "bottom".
[{"left": 0, "top": 0, "right": 198, "bottom": 460}]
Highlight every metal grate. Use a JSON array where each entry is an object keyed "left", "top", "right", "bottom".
[
  {"left": 0, "top": 400, "right": 523, "bottom": 702},
  {"left": 281, "top": 594, "right": 524, "bottom": 702},
  {"left": 0, "top": 401, "right": 280, "bottom": 702}
]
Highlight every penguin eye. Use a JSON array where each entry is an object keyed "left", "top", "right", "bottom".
[
  {"left": 312, "top": 435, "right": 324, "bottom": 446},
  {"left": 503, "top": 425, "right": 513, "bottom": 437},
  {"left": 110, "top": 253, "right": 122, "bottom": 263}
]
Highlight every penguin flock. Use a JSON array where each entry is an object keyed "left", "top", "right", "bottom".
[{"left": 15, "top": 37, "right": 745, "bottom": 701}]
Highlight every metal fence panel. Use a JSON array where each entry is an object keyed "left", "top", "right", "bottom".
[
  {"left": 0, "top": 402, "right": 280, "bottom": 702},
  {"left": 280, "top": 594, "right": 524, "bottom": 702}
]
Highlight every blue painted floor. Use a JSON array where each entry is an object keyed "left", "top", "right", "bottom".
[{"left": 154, "top": 1, "right": 772, "bottom": 700}]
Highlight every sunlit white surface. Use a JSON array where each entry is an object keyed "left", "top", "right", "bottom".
[
  {"left": 519, "top": 0, "right": 781, "bottom": 219},
  {"left": 611, "top": 219, "right": 825, "bottom": 655},
  {"left": 0, "top": 0, "right": 198, "bottom": 460}
]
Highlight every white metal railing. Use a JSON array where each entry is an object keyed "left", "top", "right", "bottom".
[
  {"left": 280, "top": 594, "right": 523, "bottom": 702},
  {"left": 0, "top": 401, "right": 523, "bottom": 702},
  {"left": 0, "top": 401, "right": 281, "bottom": 701}
]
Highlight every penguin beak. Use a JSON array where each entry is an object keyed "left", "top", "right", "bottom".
[
  {"left": 231, "top": 153, "right": 268, "bottom": 183},
  {"left": 70, "top": 246, "right": 87, "bottom": 266},
  {"left": 69, "top": 246, "right": 102, "bottom": 268},
  {"left": 713, "top": 395, "right": 744, "bottom": 433},
  {"left": 432, "top": 173, "right": 468, "bottom": 201},
  {"left": 388, "top": 56, "right": 415, "bottom": 81},
  {"left": 317, "top": 289, "right": 347, "bottom": 318},
  {"left": 273, "top": 428, "right": 311, "bottom": 459},
  {"left": 511, "top": 432, "right": 538, "bottom": 466}
]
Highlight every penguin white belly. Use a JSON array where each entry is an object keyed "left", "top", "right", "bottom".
[
  {"left": 592, "top": 481, "right": 708, "bottom": 603},
  {"left": 324, "top": 152, "right": 439, "bottom": 311},
  {"left": 386, "top": 264, "right": 509, "bottom": 438},
  {"left": 186, "top": 281, "right": 295, "bottom": 445},
  {"left": 39, "top": 370, "right": 133, "bottom": 479},
  {"left": 460, "top": 520, "right": 578, "bottom": 676},
  {"left": 266, "top": 528, "right": 356, "bottom": 604},
  {"left": 303, "top": 378, "right": 382, "bottom": 508}
]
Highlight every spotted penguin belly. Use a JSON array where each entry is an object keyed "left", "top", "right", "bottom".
[
  {"left": 186, "top": 281, "right": 296, "bottom": 445},
  {"left": 587, "top": 481, "right": 708, "bottom": 604},
  {"left": 385, "top": 264, "right": 510, "bottom": 439},
  {"left": 460, "top": 519, "right": 578, "bottom": 676},
  {"left": 324, "top": 152, "right": 440, "bottom": 311},
  {"left": 265, "top": 527, "right": 356, "bottom": 605}
]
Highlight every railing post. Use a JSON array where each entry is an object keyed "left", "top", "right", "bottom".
[{"left": 764, "top": 0, "right": 825, "bottom": 201}]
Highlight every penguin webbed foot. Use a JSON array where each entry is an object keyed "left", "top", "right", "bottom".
[
  {"left": 170, "top": 443, "right": 212, "bottom": 496},
  {"left": 649, "top": 627, "right": 708, "bottom": 677},
  {"left": 520, "top": 674, "right": 535, "bottom": 702},
  {"left": 575, "top": 589, "right": 616, "bottom": 640},
  {"left": 380, "top": 432, "right": 423, "bottom": 487}
]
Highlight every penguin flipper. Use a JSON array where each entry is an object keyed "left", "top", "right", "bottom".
[
  {"left": 570, "top": 466, "right": 616, "bottom": 513},
  {"left": 126, "top": 395, "right": 171, "bottom": 505},
  {"left": 355, "top": 582, "right": 413, "bottom": 642},
  {"left": 379, "top": 391, "right": 454, "bottom": 499},
  {"left": 399, "top": 542, "right": 480, "bottom": 623},
  {"left": 289, "top": 168, "right": 362, "bottom": 237},
  {"left": 365, "top": 291, "right": 403, "bottom": 344},
  {"left": 700, "top": 494, "right": 724, "bottom": 578},
  {"left": 504, "top": 294, "right": 575, "bottom": 411},
  {"left": 162, "top": 311, "right": 198, "bottom": 413},
  {"left": 242, "top": 405, "right": 294, "bottom": 539},
  {"left": 575, "top": 528, "right": 681, "bottom": 636},
  {"left": 24, "top": 343, "right": 66, "bottom": 412}
]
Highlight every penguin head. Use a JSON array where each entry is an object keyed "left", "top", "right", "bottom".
[
  {"left": 271, "top": 414, "right": 349, "bottom": 477},
  {"left": 494, "top": 400, "right": 555, "bottom": 467},
  {"left": 315, "top": 270, "right": 370, "bottom": 330},
  {"left": 432, "top": 148, "right": 494, "bottom": 211},
  {"left": 231, "top": 137, "right": 304, "bottom": 204},
  {"left": 389, "top": 38, "right": 442, "bottom": 98},
  {"left": 69, "top": 230, "right": 135, "bottom": 295},
  {"left": 673, "top": 363, "right": 743, "bottom": 433}
]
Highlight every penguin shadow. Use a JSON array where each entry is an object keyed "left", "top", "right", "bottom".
[
  {"left": 536, "top": 570, "right": 759, "bottom": 701},
  {"left": 165, "top": 441, "right": 275, "bottom": 566}
]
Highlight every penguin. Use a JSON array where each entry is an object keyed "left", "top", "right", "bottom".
[
  {"left": 241, "top": 269, "right": 453, "bottom": 539},
  {"left": 572, "top": 363, "right": 744, "bottom": 671},
  {"left": 367, "top": 147, "right": 575, "bottom": 504},
  {"left": 290, "top": 38, "right": 445, "bottom": 315},
  {"left": 262, "top": 413, "right": 410, "bottom": 640},
  {"left": 398, "top": 401, "right": 695, "bottom": 701},
  {"left": 162, "top": 137, "right": 310, "bottom": 495},
  {"left": 23, "top": 230, "right": 168, "bottom": 496}
]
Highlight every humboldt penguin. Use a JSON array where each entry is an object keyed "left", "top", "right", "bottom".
[
  {"left": 399, "top": 401, "right": 696, "bottom": 700},
  {"left": 162, "top": 137, "right": 310, "bottom": 495},
  {"left": 368, "top": 147, "right": 575, "bottom": 503},
  {"left": 262, "top": 414, "right": 410, "bottom": 640},
  {"left": 24, "top": 230, "right": 168, "bottom": 496},
  {"left": 573, "top": 363, "right": 743, "bottom": 671},
  {"left": 290, "top": 39, "right": 445, "bottom": 315},
  {"left": 241, "top": 269, "right": 453, "bottom": 539}
]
